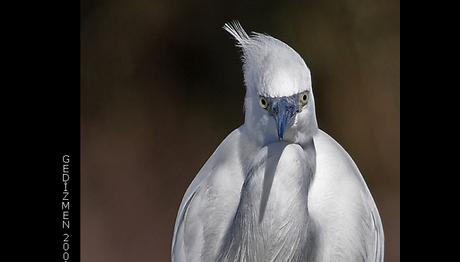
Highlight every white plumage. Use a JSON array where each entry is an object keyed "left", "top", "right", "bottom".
[{"left": 172, "top": 21, "right": 384, "bottom": 262}]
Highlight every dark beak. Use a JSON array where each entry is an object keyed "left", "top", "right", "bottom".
[
  {"left": 272, "top": 99, "right": 296, "bottom": 141},
  {"left": 276, "top": 110, "right": 289, "bottom": 140}
]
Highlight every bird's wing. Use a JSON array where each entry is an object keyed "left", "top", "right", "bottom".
[
  {"left": 367, "top": 193, "right": 385, "bottom": 262},
  {"left": 311, "top": 130, "right": 384, "bottom": 262},
  {"left": 360, "top": 171, "right": 385, "bottom": 262},
  {"left": 171, "top": 127, "right": 250, "bottom": 262}
]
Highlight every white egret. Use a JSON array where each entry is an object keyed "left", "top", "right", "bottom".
[{"left": 172, "top": 21, "right": 384, "bottom": 262}]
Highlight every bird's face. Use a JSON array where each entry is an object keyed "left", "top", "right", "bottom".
[
  {"left": 247, "top": 86, "right": 317, "bottom": 146},
  {"left": 222, "top": 23, "right": 319, "bottom": 145},
  {"left": 244, "top": 54, "right": 318, "bottom": 146},
  {"left": 258, "top": 91, "right": 310, "bottom": 141}
]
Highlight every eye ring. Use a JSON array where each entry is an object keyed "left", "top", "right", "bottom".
[
  {"left": 300, "top": 91, "right": 309, "bottom": 106},
  {"left": 259, "top": 97, "right": 269, "bottom": 109}
]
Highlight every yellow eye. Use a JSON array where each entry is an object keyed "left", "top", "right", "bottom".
[
  {"left": 300, "top": 92, "right": 309, "bottom": 106},
  {"left": 259, "top": 97, "right": 269, "bottom": 109}
]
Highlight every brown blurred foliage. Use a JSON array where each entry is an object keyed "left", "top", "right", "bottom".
[{"left": 81, "top": 0, "right": 399, "bottom": 261}]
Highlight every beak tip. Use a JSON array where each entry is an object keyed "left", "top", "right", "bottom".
[
  {"left": 277, "top": 131, "right": 284, "bottom": 141},
  {"left": 277, "top": 121, "right": 286, "bottom": 141}
]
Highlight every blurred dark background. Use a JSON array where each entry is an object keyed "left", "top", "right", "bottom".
[{"left": 81, "top": 0, "right": 399, "bottom": 261}]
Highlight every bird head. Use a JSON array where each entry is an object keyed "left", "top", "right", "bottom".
[{"left": 224, "top": 21, "right": 318, "bottom": 146}]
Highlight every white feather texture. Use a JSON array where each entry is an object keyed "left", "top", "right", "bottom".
[
  {"left": 223, "top": 21, "right": 318, "bottom": 147},
  {"left": 171, "top": 21, "right": 384, "bottom": 262},
  {"left": 223, "top": 21, "right": 312, "bottom": 98}
]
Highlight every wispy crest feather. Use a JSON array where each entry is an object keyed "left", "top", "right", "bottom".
[
  {"left": 223, "top": 20, "right": 296, "bottom": 65},
  {"left": 223, "top": 21, "right": 251, "bottom": 47},
  {"left": 223, "top": 21, "right": 312, "bottom": 98}
]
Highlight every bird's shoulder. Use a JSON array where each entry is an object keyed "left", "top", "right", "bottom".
[
  {"left": 310, "top": 130, "right": 384, "bottom": 262},
  {"left": 312, "top": 129, "right": 371, "bottom": 196},
  {"left": 172, "top": 126, "right": 258, "bottom": 261}
]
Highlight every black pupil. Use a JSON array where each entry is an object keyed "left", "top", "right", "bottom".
[
  {"left": 261, "top": 99, "right": 266, "bottom": 105},
  {"left": 303, "top": 95, "right": 307, "bottom": 101}
]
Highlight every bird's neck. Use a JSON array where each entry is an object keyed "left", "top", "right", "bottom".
[{"left": 217, "top": 140, "right": 317, "bottom": 261}]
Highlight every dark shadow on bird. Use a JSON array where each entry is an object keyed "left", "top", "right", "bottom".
[{"left": 258, "top": 142, "right": 286, "bottom": 223}]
